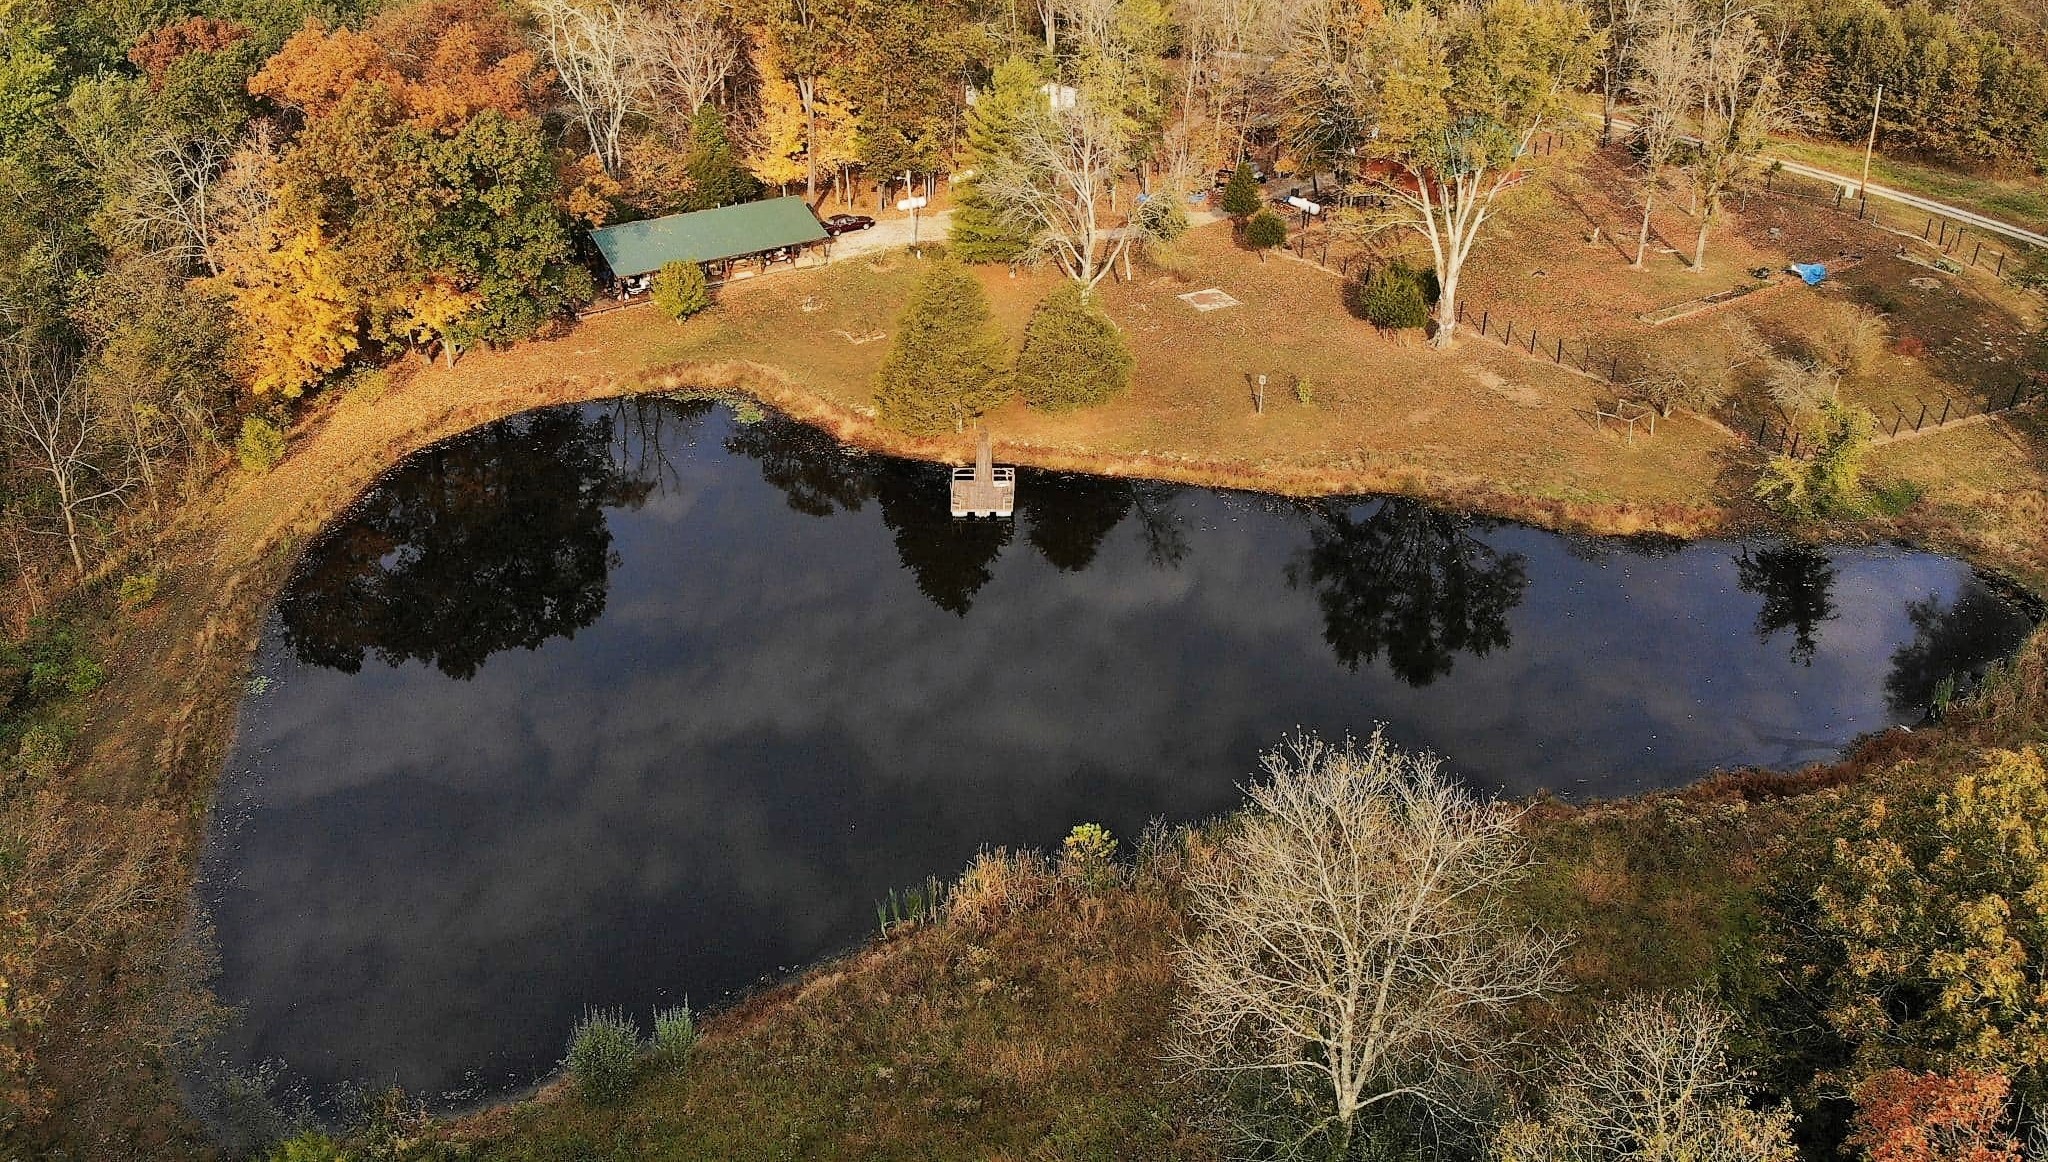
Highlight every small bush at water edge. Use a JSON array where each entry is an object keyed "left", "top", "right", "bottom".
[
  {"left": 564, "top": 1007, "right": 642, "bottom": 1103},
  {"left": 653, "top": 1004, "right": 697, "bottom": 1064},
  {"left": 264, "top": 1131, "right": 344, "bottom": 1162}
]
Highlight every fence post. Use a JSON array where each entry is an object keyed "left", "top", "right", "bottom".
[
  {"left": 1458, "top": 301, "right": 1467, "bottom": 324},
  {"left": 1972, "top": 241, "right": 1982, "bottom": 266},
  {"left": 1834, "top": 187, "right": 1844, "bottom": 210},
  {"left": 1858, "top": 197, "right": 1867, "bottom": 220},
  {"left": 1504, "top": 321, "right": 1513, "bottom": 345},
  {"left": 1788, "top": 432, "right": 1801, "bottom": 458},
  {"left": 1939, "top": 398, "right": 1952, "bottom": 424},
  {"left": 1555, "top": 338, "right": 1564, "bottom": 363},
  {"left": 1757, "top": 417, "right": 1768, "bottom": 442},
  {"left": 1916, "top": 402, "right": 1928, "bottom": 431},
  {"left": 1997, "top": 253, "right": 2006, "bottom": 277},
  {"left": 1529, "top": 326, "right": 1538, "bottom": 355},
  {"left": 1481, "top": 309, "right": 1489, "bottom": 336},
  {"left": 2012, "top": 382, "right": 2023, "bottom": 410}
]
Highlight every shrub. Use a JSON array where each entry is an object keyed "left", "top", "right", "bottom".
[
  {"left": 1632, "top": 343, "right": 1733, "bottom": 417},
  {"left": 1242, "top": 209, "right": 1288, "bottom": 255},
  {"left": 1765, "top": 355, "right": 1840, "bottom": 416},
  {"left": 1220, "top": 161, "right": 1262, "bottom": 218},
  {"left": 1808, "top": 300, "right": 1889, "bottom": 380},
  {"left": 1293, "top": 376, "right": 1313, "bottom": 406},
  {"left": 1060, "top": 822, "right": 1119, "bottom": 889},
  {"left": 652, "top": 1004, "right": 697, "bottom": 1064},
  {"left": 1134, "top": 192, "right": 1189, "bottom": 242},
  {"left": 118, "top": 571, "right": 160, "bottom": 608},
  {"left": 650, "top": 260, "right": 712, "bottom": 320},
  {"left": 1013, "top": 283, "right": 1133, "bottom": 412},
  {"left": 1754, "top": 403, "right": 1873, "bottom": 517},
  {"left": 563, "top": 1007, "right": 641, "bottom": 1104},
  {"left": 873, "top": 259, "right": 1010, "bottom": 434},
  {"left": 237, "top": 416, "right": 287, "bottom": 473},
  {"left": 1344, "top": 263, "right": 1432, "bottom": 331}
]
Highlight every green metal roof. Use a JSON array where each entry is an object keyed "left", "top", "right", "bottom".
[{"left": 590, "top": 197, "right": 829, "bottom": 278}]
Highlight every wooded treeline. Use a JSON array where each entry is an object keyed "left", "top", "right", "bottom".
[{"left": 1, "top": 0, "right": 2043, "bottom": 595}]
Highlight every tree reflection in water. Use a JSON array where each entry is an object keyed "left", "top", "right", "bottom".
[
  {"left": 1886, "top": 585, "right": 2038, "bottom": 718},
  {"left": 279, "top": 408, "right": 661, "bottom": 678},
  {"left": 1735, "top": 544, "right": 1838, "bottom": 666},
  {"left": 1286, "top": 498, "right": 1529, "bottom": 686},
  {"left": 1020, "top": 473, "right": 1133, "bottom": 572},
  {"left": 723, "top": 411, "right": 878, "bottom": 517}
]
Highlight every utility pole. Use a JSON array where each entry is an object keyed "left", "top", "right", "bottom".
[{"left": 1858, "top": 85, "right": 1883, "bottom": 200}]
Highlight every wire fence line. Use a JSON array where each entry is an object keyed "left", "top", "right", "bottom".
[{"left": 1760, "top": 167, "right": 2038, "bottom": 279}]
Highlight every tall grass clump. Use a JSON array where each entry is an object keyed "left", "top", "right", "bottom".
[
  {"left": 653, "top": 1004, "right": 697, "bottom": 1065},
  {"left": 563, "top": 1007, "right": 641, "bottom": 1104},
  {"left": 948, "top": 847, "right": 1054, "bottom": 930}
]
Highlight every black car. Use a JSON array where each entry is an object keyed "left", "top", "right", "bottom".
[{"left": 821, "top": 213, "right": 876, "bottom": 236}]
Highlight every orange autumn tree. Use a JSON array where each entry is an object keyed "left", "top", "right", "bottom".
[
  {"left": 1848, "top": 1069, "right": 2021, "bottom": 1162},
  {"left": 249, "top": 0, "right": 548, "bottom": 135},
  {"left": 127, "top": 16, "right": 251, "bottom": 85}
]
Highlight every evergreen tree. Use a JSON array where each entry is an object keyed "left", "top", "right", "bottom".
[
  {"left": 873, "top": 259, "right": 1010, "bottom": 434},
  {"left": 949, "top": 57, "right": 1043, "bottom": 264},
  {"left": 1220, "top": 160, "right": 1262, "bottom": 219},
  {"left": 684, "top": 104, "right": 762, "bottom": 210},
  {"left": 1014, "top": 283, "right": 1132, "bottom": 411},
  {"left": 1243, "top": 208, "right": 1288, "bottom": 257},
  {"left": 651, "top": 260, "right": 711, "bottom": 319}
]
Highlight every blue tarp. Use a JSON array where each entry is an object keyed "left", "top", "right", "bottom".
[{"left": 1792, "top": 262, "right": 1827, "bottom": 285}]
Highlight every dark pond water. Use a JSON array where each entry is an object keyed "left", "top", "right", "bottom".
[{"left": 198, "top": 398, "right": 2036, "bottom": 1109}]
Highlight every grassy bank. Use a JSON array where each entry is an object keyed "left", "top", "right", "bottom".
[{"left": 4, "top": 169, "right": 2044, "bottom": 1158}]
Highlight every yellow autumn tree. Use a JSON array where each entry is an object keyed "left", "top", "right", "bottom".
[
  {"left": 747, "top": 37, "right": 809, "bottom": 194},
  {"left": 385, "top": 279, "right": 480, "bottom": 365},
  {"left": 1803, "top": 746, "right": 2048, "bottom": 1088},
  {"left": 212, "top": 227, "right": 361, "bottom": 397}
]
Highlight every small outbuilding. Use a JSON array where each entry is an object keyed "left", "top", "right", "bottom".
[{"left": 589, "top": 196, "right": 830, "bottom": 293}]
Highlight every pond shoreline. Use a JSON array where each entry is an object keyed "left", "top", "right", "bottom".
[{"left": 40, "top": 354, "right": 2047, "bottom": 1157}]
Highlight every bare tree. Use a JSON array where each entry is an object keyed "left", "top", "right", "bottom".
[
  {"left": 0, "top": 341, "right": 133, "bottom": 574},
  {"left": 1765, "top": 354, "right": 1838, "bottom": 416},
  {"left": 1623, "top": 0, "right": 1700, "bottom": 268},
  {"left": 1494, "top": 993, "right": 1799, "bottom": 1162},
  {"left": 1174, "top": 730, "right": 1568, "bottom": 1155},
  {"left": 981, "top": 95, "right": 1141, "bottom": 289},
  {"left": 1596, "top": 0, "right": 1647, "bottom": 145},
  {"left": 634, "top": 0, "right": 738, "bottom": 118},
  {"left": 118, "top": 135, "right": 233, "bottom": 275},
  {"left": 1682, "top": 4, "right": 1785, "bottom": 271},
  {"left": 532, "top": 0, "right": 647, "bottom": 175}
]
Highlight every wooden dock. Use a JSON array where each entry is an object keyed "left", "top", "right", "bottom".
[{"left": 950, "top": 430, "right": 1015, "bottom": 518}]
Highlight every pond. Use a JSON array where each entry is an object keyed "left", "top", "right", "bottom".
[{"left": 197, "top": 398, "right": 2037, "bottom": 1110}]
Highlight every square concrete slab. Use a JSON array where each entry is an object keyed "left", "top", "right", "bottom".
[{"left": 1178, "top": 287, "right": 1241, "bottom": 311}]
